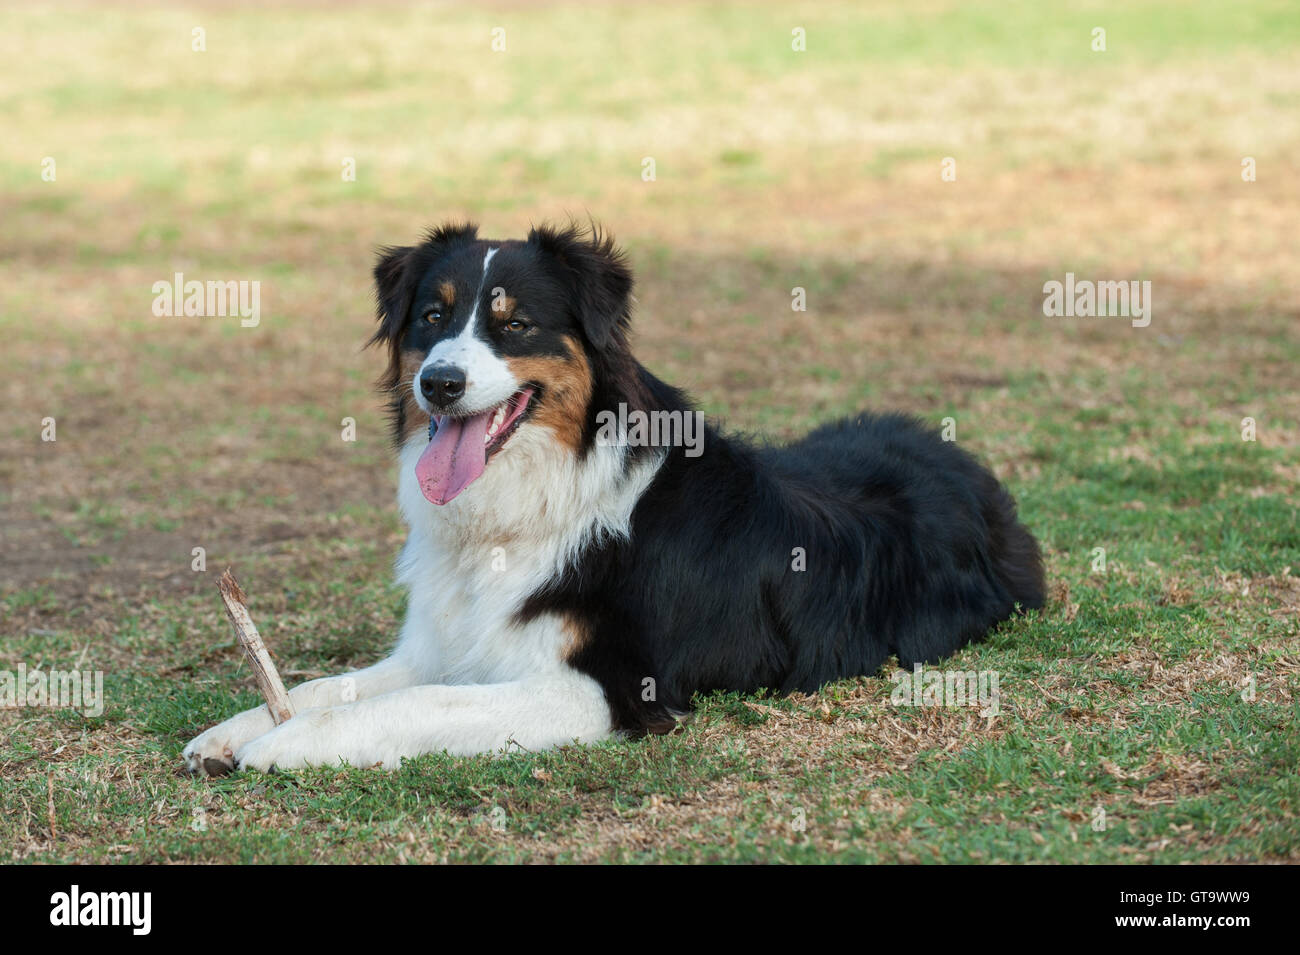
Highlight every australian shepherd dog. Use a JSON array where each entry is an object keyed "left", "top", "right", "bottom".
[{"left": 185, "top": 222, "right": 1044, "bottom": 773}]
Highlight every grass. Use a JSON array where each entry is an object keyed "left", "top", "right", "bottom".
[{"left": 1, "top": 0, "right": 1297, "bottom": 863}]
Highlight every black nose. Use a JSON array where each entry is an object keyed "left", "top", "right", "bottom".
[{"left": 420, "top": 364, "right": 466, "bottom": 405}]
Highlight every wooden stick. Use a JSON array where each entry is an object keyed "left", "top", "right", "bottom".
[{"left": 217, "top": 569, "right": 295, "bottom": 725}]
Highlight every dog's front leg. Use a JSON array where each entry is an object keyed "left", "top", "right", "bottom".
[
  {"left": 233, "top": 671, "right": 613, "bottom": 771},
  {"left": 183, "top": 656, "right": 420, "bottom": 775}
]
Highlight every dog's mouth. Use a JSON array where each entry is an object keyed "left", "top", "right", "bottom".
[{"left": 415, "top": 387, "right": 536, "bottom": 505}]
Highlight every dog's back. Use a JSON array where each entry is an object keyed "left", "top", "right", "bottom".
[{"left": 767, "top": 412, "right": 1045, "bottom": 664}]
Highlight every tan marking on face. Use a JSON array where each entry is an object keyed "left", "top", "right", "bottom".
[
  {"left": 394, "top": 349, "right": 427, "bottom": 443},
  {"left": 504, "top": 336, "right": 592, "bottom": 453},
  {"left": 438, "top": 281, "right": 456, "bottom": 308}
]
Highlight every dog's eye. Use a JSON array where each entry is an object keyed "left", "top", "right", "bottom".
[
  {"left": 424, "top": 306, "right": 444, "bottom": 325},
  {"left": 505, "top": 319, "right": 529, "bottom": 332}
]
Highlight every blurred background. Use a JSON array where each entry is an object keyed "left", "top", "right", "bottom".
[{"left": 1, "top": 1, "right": 1297, "bottom": 862}]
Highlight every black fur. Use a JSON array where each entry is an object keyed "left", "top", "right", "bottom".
[{"left": 525, "top": 367, "right": 1045, "bottom": 734}]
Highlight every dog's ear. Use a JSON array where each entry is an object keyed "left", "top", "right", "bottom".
[
  {"left": 369, "top": 222, "right": 479, "bottom": 350},
  {"left": 528, "top": 221, "right": 632, "bottom": 350},
  {"left": 370, "top": 244, "right": 417, "bottom": 349}
]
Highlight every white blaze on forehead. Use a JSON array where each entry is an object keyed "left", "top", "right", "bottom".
[
  {"left": 414, "top": 247, "right": 519, "bottom": 414},
  {"left": 461, "top": 246, "right": 499, "bottom": 331},
  {"left": 475, "top": 247, "right": 498, "bottom": 316}
]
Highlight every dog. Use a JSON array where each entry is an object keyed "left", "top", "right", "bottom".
[{"left": 184, "top": 221, "right": 1045, "bottom": 773}]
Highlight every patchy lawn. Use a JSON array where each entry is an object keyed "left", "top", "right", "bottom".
[{"left": 1, "top": 0, "right": 1297, "bottom": 863}]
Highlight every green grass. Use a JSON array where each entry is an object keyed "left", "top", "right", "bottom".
[{"left": 4, "top": 400, "right": 1296, "bottom": 862}]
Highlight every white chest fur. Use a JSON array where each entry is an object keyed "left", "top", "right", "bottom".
[{"left": 391, "top": 424, "right": 663, "bottom": 685}]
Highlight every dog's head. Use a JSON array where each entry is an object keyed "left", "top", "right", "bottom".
[{"left": 370, "top": 221, "right": 636, "bottom": 505}]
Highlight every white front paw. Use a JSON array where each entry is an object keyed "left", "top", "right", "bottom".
[
  {"left": 234, "top": 707, "right": 379, "bottom": 772},
  {"left": 183, "top": 705, "right": 276, "bottom": 776}
]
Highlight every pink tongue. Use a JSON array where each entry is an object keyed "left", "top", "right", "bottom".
[{"left": 415, "top": 412, "right": 491, "bottom": 505}]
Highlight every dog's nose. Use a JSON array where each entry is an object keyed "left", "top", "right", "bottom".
[{"left": 420, "top": 364, "right": 466, "bottom": 405}]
